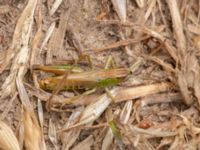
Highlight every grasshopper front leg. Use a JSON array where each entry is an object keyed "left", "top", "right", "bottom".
[
  {"left": 105, "top": 87, "right": 116, "bottom": 102},
  {"left": 104, "top": 55, "right": 117, "bottom": 102}
]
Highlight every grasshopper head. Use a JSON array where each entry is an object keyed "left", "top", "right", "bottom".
[{"left": 39, "top": 78, "right": 57, "bottom": 91}]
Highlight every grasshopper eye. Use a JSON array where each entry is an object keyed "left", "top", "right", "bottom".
[{"left": 39, "top": 79, "right": 57, "bottom": 91}]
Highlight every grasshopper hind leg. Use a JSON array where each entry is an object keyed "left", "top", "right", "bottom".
[
  {"left": 104, "top": 55, "right": 117, "bottom": 69},
  {"left": 60, "top": 88, "right": 97, "bottom": 108},
  {"left": 79, "top": 54, "right": 93, "bottom": 70}
]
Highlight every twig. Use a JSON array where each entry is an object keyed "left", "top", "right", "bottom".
[
  {"left": 84, "top": 36, "right": 149, "bottom": 54},
  {"left": 167, "top": 0, "right": 186, "bottom": 57}
]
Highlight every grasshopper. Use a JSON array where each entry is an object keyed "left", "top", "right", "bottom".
[
  {"left": 36, "top": 67, "right": 129, "bottom": 91},
  {"left": 34, "top": 56, "right": 129, "bottom": 108}
]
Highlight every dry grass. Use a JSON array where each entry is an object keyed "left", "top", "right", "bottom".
[{"left": 1, "top": 0, "right": 200, "bottom": 149}]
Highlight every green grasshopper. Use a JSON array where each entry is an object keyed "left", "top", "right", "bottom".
[
  {"left": 34, "top": 55, "right": 129, "bottom": 108},
  {"left": 35, "top": 66, "right": 129, "bottom": 91}
]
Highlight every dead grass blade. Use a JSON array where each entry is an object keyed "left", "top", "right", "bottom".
[
  {"left": 178, "top": 115, "right": 200, "bottom": 135},
  {"left": 16, "top": 78, "right": 33, "bottom": 111},
  {"left": 119, "top": 101, "right": 132, "bottom": 124},
  {"left": 141, "top": 26, "right": 178, "bottom": 62},
  {"left": 176, "top": 51, "right": 200, "bottom": 105},
  {"left": 129, "top": 125, "right": 177, "bottom": 138},
  {"left": 30, "top": 6, "right": 43, "bottom": 69},
  {"left": 111, "top": 0, "right": 126, "bottom": 22},
  {"left": 102, "top": 128, "right": 114, "bottom": 150},
  {"left": 168, "top": 134, "right": 184, "bottom": 150},
  {"left": 135, "top": 0, "right": 144, "bottom": 8},
  {"left": 61, "top": 82, "right": 173, "bottom": 107},
  {"left": 167, "top": 0, "right": 186, "bottom": 56},
  {"left": 16, "top": 78, "right": 46, "bottom": 150},
  {"left": 46, "top": 7, "right": 70, "bottom": 64},
  {"left": 40, "top": 22, "right": 56, "bottom": 52},
  {"left": 0, "top": 0, "right": 37, "bottom": 98},
  {"left": 118, "top": 31, "right": 136, "bottom": 57},
  {"left": 52, "top": 8, "right": 71, "bottom": 59},
  {"left": 48, "top": 119, "right": 58, "bottom": 150},
  {"left": 148, "top": 56, "right": 175, "bottom": 73},
  {"left": 49, "top": 0, "right": 64, "bottom": 16},
  {"left": 177, "top": 71, "right": 193, "bottom": 105},
  {"left": 115, "top": 82, "right": 173, "bottom": 103},
  {"left": 188, "top": 24, "right": 200, "bottom": 35},
  {"left": 61, "top": 107, "right": 83, "bottom": 150},
  {"left": 77, "top": 89, "right": 118, "bottom": 125},
  {"left": 18, "top": 121, "right": 24, "bottom": 150},
  {"left": 23, "top": 109, "right": 45, "bottom": 150},
  {"left": 71, "top": 135, "right": 94, "bottom": 150},
  {"left": 108, "top": 120, "right": 124, "bottom": 150},
  {"left": 0, "top": 121, "right": 20, "bottom": 150},
  {"left": 37, "top": 99, "right": 44, "bottom": 130},
  {"left": 144, "top": 0, "right": 156, "bottom": 21},
  {"left": 61, "top": 89, "right": 118, "bottom": 131}
]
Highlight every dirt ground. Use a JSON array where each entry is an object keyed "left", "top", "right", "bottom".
[{"left": 1, "top": 0, "right": 200, "bottom": 149}]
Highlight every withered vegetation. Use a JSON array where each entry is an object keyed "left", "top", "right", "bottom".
[{"left": 1, "top": 0, "right": 200, "bottom": 149}]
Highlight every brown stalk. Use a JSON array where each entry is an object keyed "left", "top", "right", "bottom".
[
  {"left": 167, "top": 0, "right": 186, "bottom": 57},
  {"left": 65, "top": 82, "right": 173, "bottom": 106},
  {"left": 115, "top": 82, "right": 173, "bottom": 103},
  {"left": 46, "top": 7, "right": 70, "bottom": 64},
  {"left": 61, "top": 107, "right": 83, "bottom": 150},
  {"left": 148, "top": 56, "right": 176, "bottom": 73},
  {"left": 96, "top": 19, "right": 136, "bottom": 27},
  {"left": 141, "top": 26, "right": 178, "bottom": 62},
  {"left": 30, "top": 5, "right": 43, "bottom": 70},
  {"left": 16, "top": 78, "right": 46, "bottom": 150},
  {"left": 84, "top": 36, "right": 149, "bottom": 54}
]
